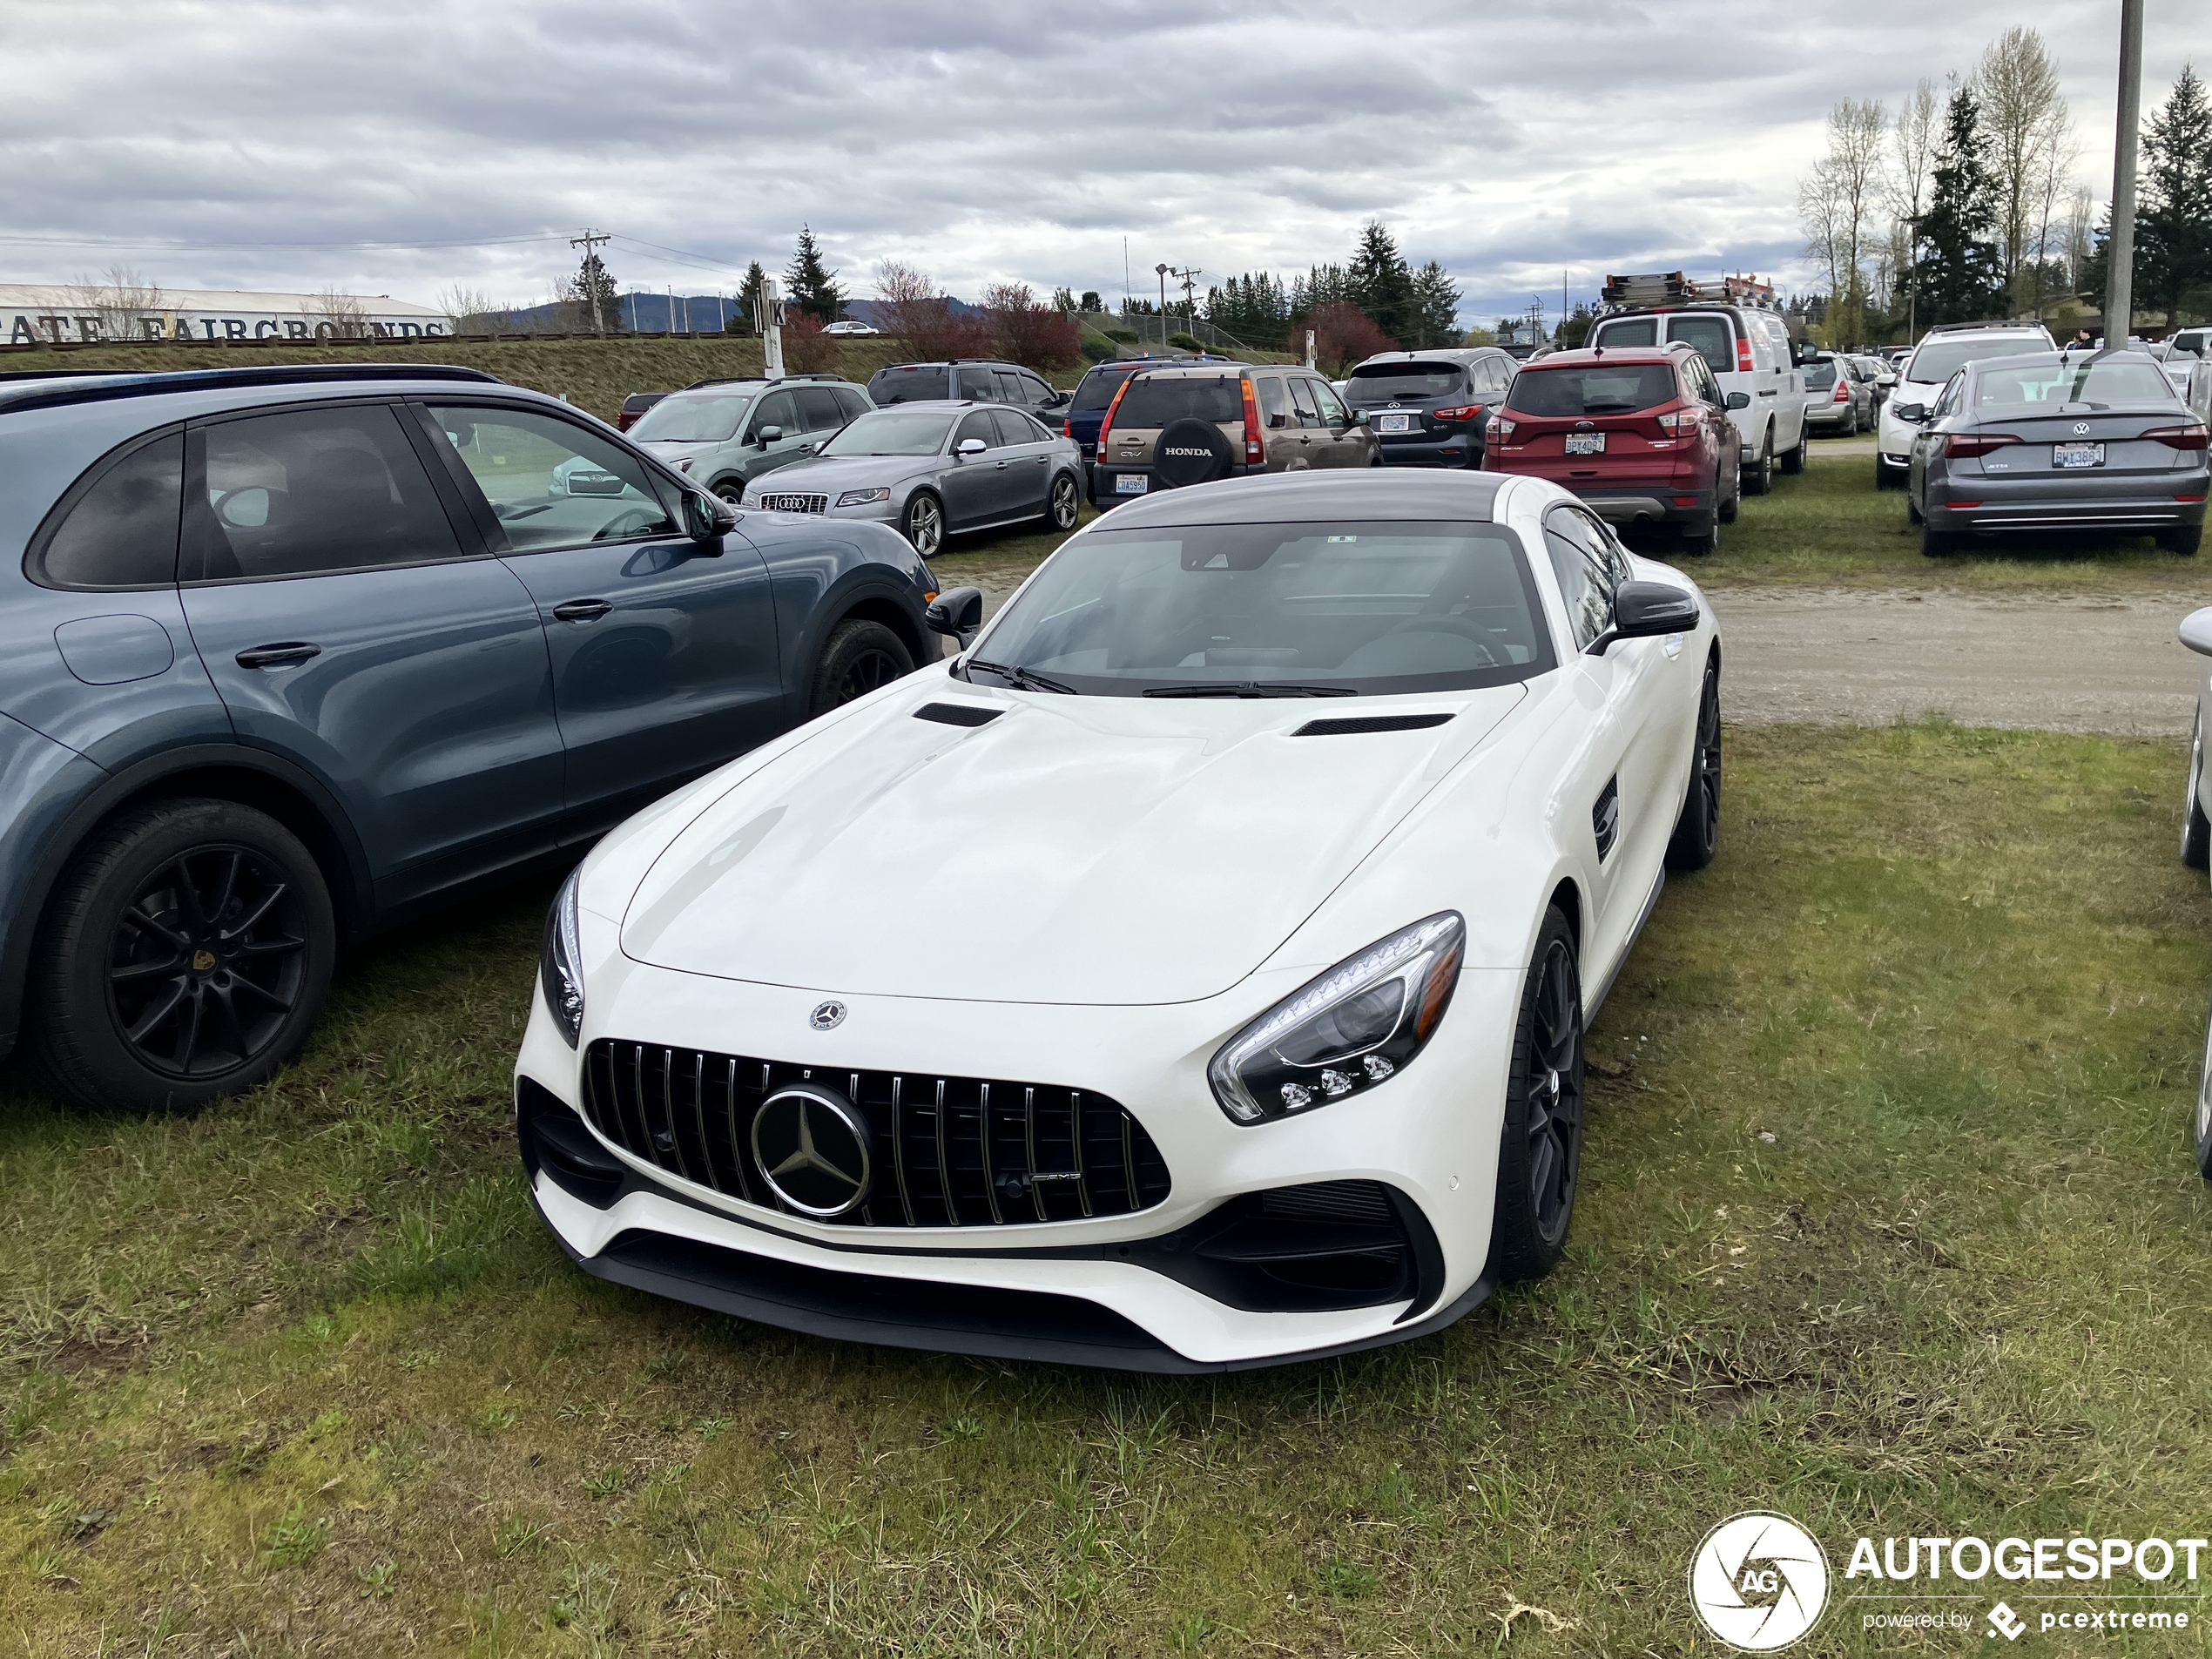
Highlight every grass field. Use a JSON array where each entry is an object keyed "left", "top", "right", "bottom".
[{"left": 4, "top": 724, "right": 2210, "bottom": 1655}]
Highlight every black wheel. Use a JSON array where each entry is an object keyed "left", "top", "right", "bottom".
[
  {"left": 900, "top": 492, "right": 944, "bottom": 557},
  {"left": 1045, "top": 472, "right": 1080, "bottom": 532},
  {"left": 711, "top": 481, "right": 745, "bottom": 506},
  {"left": 1151, "top": 418, "right": 1235, "bottom": 489},
  {"left": 1876, "top": 458, "right": 1905, "bottom": 490},
  {"left": 1667, "top": 654, "right": 1722, "bottom": 872},
  {"left": 34, "top": 799, "right": 334, "bottom": 1114},
  {"left": 1741, "top": 441, "right": 1772, "bottom": 496},
  {"left": 2196, "top": 987, "right": 2212, "bottom": 1179},
  {"left": 1488, "top": 907, "right": 1584, "bottom": 1284},
  {"left": 808, "top": 618, "right": 914, "bottom": 717},
  {"left": 1920, "top": 523, "right": 1957, "bottom": 557},
  {"left": 2185, "top": 710, "right": 2210, "bottom": 870},
  {"left": 1779, "top": 428, "right": 1809, "bottom": 474},
  {"left": 1674, "top": 516, "right": 1717, "bottom": 556},
  {"left": 2159, "top": 524, "right": 2203, "bottom": 556},
  {"left": 1906, "top": 492, "right": 1923, "bottom": 526},
  {"left": 1838, "top": 408, "right": 1858, "bottom": 437},
  {"left": 1716, "top": 464, "right": 1738, "bottom": 525}
]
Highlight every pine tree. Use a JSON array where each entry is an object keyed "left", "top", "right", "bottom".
[
  {"left": 1410, "top": 260, "right": 1462, "bottom": 348},
  {"left": 731, "top": 260, "right": 770, "bottom": 334},
  {"left": 786, "top": 226, "right": 844, "bottom": 324},
  {"left": 569, "top": 249, "right": 618, "bottom": 334},
  {"left": 1347, "top": 220, "right": 1415, "bottom": 343},
  {"left": 2138, "top": 64, "right": 2212, "bottom": 325},
  {"left": 1915, "top": 85, "right": 2004, "bottom": 324}
]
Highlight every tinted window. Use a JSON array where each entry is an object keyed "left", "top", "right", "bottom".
[
  {"left": 870, "top": 365, "right": 950, "bottom": 403},
  {"left": 954, "top": 410, "right": 999, "bottom": 449},
  {"left": 1072, "top": 367, "right": 1135, "bottom": 413},
  {"left": 1668, "top": 315, "right": 1737, "bottom": 376},
  {"left": 427, "top": 405, "right": 677, "bottom": 555},
  {"left": 1114, "top": 377, "right": 1242, "bottom": 427},
  {"left": 36, "top": 429, "right": 183, "bottom": 589},
  {"left": 1542, "top": 512, "right": 1615, "bottom": 650},
  {"left": 1593, "top": 319, "right": 1658, "bottom": 348},
  {"left": 1973, "top": 359, "right": 2176, "bottom": 407},
  {"left": 1506, "top": 365, "right": 1677, "bottom": 416},
  {"left": 1803, "top": 362, "right": 1839, "bottom": 389},
  {"left": 1311, "top": 381, "right": 1351, "bottom": 427},
  {"left": 1288, "top": 377, "right": 1321, "bottom": 425},
  {"left": 629, "top": 393, "right": 750, "bottom": 442},
  {"left": 794, "top": 387, "right": 847, "bottom": 432},
  {"left": 748, "top": 391, "right": 799, "bottom": 438},
  {"left": 835, "top": 387, "right": 873, "bottom": 421},
  {"left": 990, "top": 408, "right": 1042, "bottom": 446},
  {"left": 1254, "top": 375, "right": 1288, "bottom": 424},
  {"left": 1018, "top": 371, "right": 1054, "bottom": 405},
  {"left": 1346, "top": 361, "right": 1467, "bottom": 401},
  {"left": 190, "top": 405, "right": 461, "bottom": 582}
]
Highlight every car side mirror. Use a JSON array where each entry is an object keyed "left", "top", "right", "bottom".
[
  {"left": 1725, "top": 391, "right": 1750, "bottom": 410},
  {"left": 2182, "top": 608, "right": 2212, "bottom": 658},
  {"left": 1591, "top": 580, "right": 1699, "bottom": 656},
  {"left": 927, "top": 586, "right": 984, "bottom": 639},
  {"left": 681, "top": 491, "right": 737, "bottom": 546},
  {"left": 956, "top": 438, "right": 988, "bottom": 458},
  {"left": 1352, "top": 408, "right": 1370, "bottom": 425},
  {"left": 756, "top": 424, "right": 782, "bottom": 448},
  {"left": 1893, "top": 402, "right": 1928, "bottom": 423}
]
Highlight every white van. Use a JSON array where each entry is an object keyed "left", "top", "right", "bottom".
[{"left": 1587, "top": 304, "right": 1810, "bottom": 494}]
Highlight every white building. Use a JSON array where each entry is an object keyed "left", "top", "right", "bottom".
[{"left": 0, "top": 285, "right": 455, "bottom": 347}]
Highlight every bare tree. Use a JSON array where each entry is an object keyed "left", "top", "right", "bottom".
[
  {"left": 1797, "top": 98, "right": 1887, "bottom": 344},
  {"left": 2062, "top": 183, "right": 2096, "bottom": 294},
  {"left": 873, "top": 260, "right": 990, "bottom": 359},
  {"left": 1978, "top": 26, "right": 2069, "bottom": 311},
  {"left": 435, "top": 283, "right": 513, "bottom": 334},
  {"left": 64, "top": 265, "right": 170, "bottom": 342},
  {"left": 310, "top": 287, "right": 373, "bottom": 340},
  {"left": 1885, "top": 78, "right": 1944, "bottom": 335},
  {"left": 2025, "top": 108, "right": 2080, "bottom": 320}
]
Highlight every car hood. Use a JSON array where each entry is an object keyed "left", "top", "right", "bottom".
[
  {"left": 618, "top": 675, "right": 1527, "bottom": 1004},
  {"left": 765, "top": 454, "right": 941, "bottom": 489}
]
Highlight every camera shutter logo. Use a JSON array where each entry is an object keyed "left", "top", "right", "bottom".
[{"left": 1688, "top": 1512, "right": 1830, "bottom": 1650}]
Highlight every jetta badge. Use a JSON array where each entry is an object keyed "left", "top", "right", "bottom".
[
  {"left": 809, "top": 1000, "right": 846, "bottom": 1030},
  {"left": 752, "top": 1084, "right": 873, "bottom": 1217}
]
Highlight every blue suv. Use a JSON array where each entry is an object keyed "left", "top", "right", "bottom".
[{"left": 0, "top": 364, "right": 937, "bottom": 1113}]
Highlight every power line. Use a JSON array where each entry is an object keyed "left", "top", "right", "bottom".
[{"left": 0, "top": 231, "right": 568, "bottom": 253}]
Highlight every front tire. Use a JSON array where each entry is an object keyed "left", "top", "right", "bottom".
[
  {"left": 2185, "top": 710, "right": 2209, "bottom": 870},
  {"left": 900, "top": 492, "right": 944, "bottom": 557},
  {"left": 1666, "top": 654, "right": 1722, "bottom": 871},
  {"left": 34, "top": 799, "right": 335, "bottom": 1115},
  {"left": 711, "top": 481, "right": 745, "bottom": 506},
  {"left": 1488, "top": 907, "right": 1585, "bottom": 1285},
  {"left": 807, "top": 618, "right": 914, "bottom": 717}
]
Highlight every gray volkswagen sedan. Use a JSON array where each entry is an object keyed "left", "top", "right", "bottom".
[
  {"left": 1903, "top": 350, "right": 2208, "bottom": 556},
  {"left": 752, "top": 401, "right": 1085, "bottom": 556}
]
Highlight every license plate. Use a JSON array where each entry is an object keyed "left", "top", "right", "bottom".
[
  {"left": 1114, "top": 473, "right": 1149, "bottom": 495},
  {"left": 1377, "top": 414, "right": 1413, "bottom": 434},
  {"left": 2053, "top": 442, "right": 2105, "bottom": 469},
  {"left": 1566, "top": 433, "right": 1606, "bottom": 455}
]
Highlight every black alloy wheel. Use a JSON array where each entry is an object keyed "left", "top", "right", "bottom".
[
  {"left": 1780, "top": 428, "right": 1810, "bottom": 474},
  {"left": 1717, "top": 462, "right": 1739, "bottom": 524},
  {"left": 1742, "top": 441, "right": 1773, "bottom": 496},
  {"left": 1667, "top": 654, "right": 1723, "bottom": 871},
  {"left": 807, "top": 618, "right": 914, "bottom": 717},
  {"left": 1488, "top": 906, "right": 1585, "bottom": 1283},
  {"left": 36, "top": 798, "right": 334, "bottom": 1114},
  {"left": 2159, "top": 524, "right": 2203, "bottom": 556},
  {"left": 901, "top": 492, "right": 943, "bottom": 557},
  {"left": 2184, "top": 709, "right": 2210, "bottom": 870},
  {"left": 1920, "top": 523, "right": 1958, "bottom": 557},
  {"left": 1046, "top": 473, "right": 1080, "bottom": 531}
]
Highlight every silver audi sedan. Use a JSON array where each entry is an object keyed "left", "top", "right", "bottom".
[
  {"left": 749, "top": 401, "right": 1085, "bottom": 556},
  {"left": 1902, "top": 350, "right": 2208, "bottom": 557}
]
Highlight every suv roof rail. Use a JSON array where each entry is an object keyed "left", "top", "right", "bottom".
[
  {"left": 1921, "top": 320, "right": 2046, "bottom": 335},
  {"left": 678, "top": 373, "right": 846, "bottom": 391},
  {"left": 0, "top": 361, "right": 501, "bottom": 416}
]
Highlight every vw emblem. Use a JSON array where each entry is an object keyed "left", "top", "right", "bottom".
[
  {"left": 751, "top": 1083, "right": 873, "bottom": 1217},
  {"left": 809, "top": 1000, "right": 846, "bottom": 1030},
  {"left": 2073, "top": 421, "right": 2091, "bottom": 435}
]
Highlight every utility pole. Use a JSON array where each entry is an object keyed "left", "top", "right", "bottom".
[
  {"left": 2105, "top": 0, "right": 2144, "bottom": 346},
  {"left": 1155, "top": 261, "right": 1169, "bottom": 341},
  {"left": 570, "top": 228, "right": 610, "bottom": 335}
]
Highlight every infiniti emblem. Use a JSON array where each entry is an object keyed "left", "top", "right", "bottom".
[
  {"left": 751, "top": 1084, "right": 873, "bottom": 1217},
  {"left": 810, "top": 1000, "right": 846, "bottom": 1030}
]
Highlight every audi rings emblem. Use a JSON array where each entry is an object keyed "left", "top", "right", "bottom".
[
  {"left": 810, "top": 1000, "right": 846, "bottom": 1030},
  {"left": 751, "top": 1083, "right": 873, "bottom": 1217}
]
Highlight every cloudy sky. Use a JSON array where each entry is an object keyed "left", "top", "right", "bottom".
[{"left": 0, "top": 1, "right": 2202, "bottom": 328}]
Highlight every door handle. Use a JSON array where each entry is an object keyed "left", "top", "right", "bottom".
[
  {"left": 994, "top": 460, "right": 1010, "bottom": 470},
  {"left": 552, "top": 599, "right": 613, "bottom": 624},
  {"left": 234, "top": 642, "right": 321, "bottom": 670}
]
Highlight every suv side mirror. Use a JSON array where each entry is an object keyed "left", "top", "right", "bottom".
[
  {"left": 681, "top": 491, "right": 737, "bottom": 546},
  {"left": 755, "top": 424, "right": 782, "bottom": 448},
  {"left": 955, "top": 437, "right": 988, "bottom": 458},
  {"left": 1592, "top": 580, "right": 1699, "bottom": 656},
  {"left": 927, "top": 586, "right": 984, "bottom": 639},
  {"left": 1725, "top": 391, "right": 1750, "bottom": 410}
]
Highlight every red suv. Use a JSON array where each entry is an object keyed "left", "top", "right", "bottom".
[{"left": 1482, "top": 342, "right": 1744, "bottom": 553}]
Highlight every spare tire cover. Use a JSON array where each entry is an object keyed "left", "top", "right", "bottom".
[{"left": 1152, "top": 417, "right": 1235, "bottom": 488}]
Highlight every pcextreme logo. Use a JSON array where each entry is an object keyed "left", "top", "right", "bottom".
[{"left": 1689, "top": 1512, "right": 1831, "bottom": 1650}]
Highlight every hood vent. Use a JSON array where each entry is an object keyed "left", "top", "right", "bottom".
[
  {"left": 1292, "top": 712, "right": 1455, "bottom": 737},
  {"left": 914, "top": 702, "right": 1003, "bottom": 727}
]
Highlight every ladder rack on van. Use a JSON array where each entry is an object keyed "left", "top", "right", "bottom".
[{"left": 1598, "top": 272, "right": 1778, "bottom": 314}]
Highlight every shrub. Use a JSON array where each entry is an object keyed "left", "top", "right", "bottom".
[
  {"left": 1305, "top": 301, "right": 1395, "bottom": 374},
  {"left": 875, "top": 260, "right": 995, "bottom": 361},
  {"left": 1104, "top": 327, "right": 1139, "bottom": 344},
  {"left": 986, "top": 282, "right": 1082, "bottom": 370},
  {"left": 782, "top": 313, "right": 840, "bottom": 374},
  {"left": 1167, "top": 331, "right": 1204, "bottom": 353},
  {"left": 1080, "top": 336, "right": 1116, "bottom": 363}
]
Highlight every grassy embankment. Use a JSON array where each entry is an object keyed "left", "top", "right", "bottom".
[{"left": 4, "top": 725, "right": 2211, "bottom": 1655}]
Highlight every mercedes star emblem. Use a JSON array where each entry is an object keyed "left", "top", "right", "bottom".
[
  {"left": 751, "top": 1084, "right": 873, "bottom": 1217},
  {"left": 810, "top": 1000, "right": 846, "bottom": 1030}
]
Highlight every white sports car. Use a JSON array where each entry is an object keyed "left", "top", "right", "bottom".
[{"left": 515, "top": 470, "right": 1723, "bottom": 1371}]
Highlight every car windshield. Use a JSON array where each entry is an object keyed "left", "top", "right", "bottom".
[
  {"left": 968, "top": 521, "right": 1553, "bottom": 697},
  {"left": 629, "top": 393, "right": 751, "bottom": 442},
  {"left": 816, "top": 410, "right": 954, "bottom": 456},
  {"left": 1071, "top": 368, "right": 1136, "bottom": 412},
  {"left": 1504, "top": 365, "right": 1676, "bottom": 416},
  {"left": 1345, "top": 362, "right": 1466, "bottom": 401},
  {"left": 1905, "top": 338, "right": 2049, "bottom": 384},
  {"left": 1973, "top": 359, "right": 2180, "bottom": 408},
  {"left": 1113, "top": 377, "right": 1243, "bottom": 427}
]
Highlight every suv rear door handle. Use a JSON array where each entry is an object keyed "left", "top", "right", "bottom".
[
  {"left": 552, "top": 599, "right": 613, "bottom": 624},
  {"left": 235, "top": 642, "right": 321, "bottom": 670}
]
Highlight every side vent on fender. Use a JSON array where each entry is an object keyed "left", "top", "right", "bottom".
[
  {"left": 914, "top": 702, "right": 1003, "bottom": 728},
  {"left": 1593, "top": 775, "right": 1620, "bottom": 860},
  {"left": 1291, "top": 713, "right": 1455, "bottom": 737}
]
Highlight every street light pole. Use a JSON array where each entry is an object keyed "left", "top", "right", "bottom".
[{"left": 2105, "top": 0, "right": 2144, "bottom": 345}]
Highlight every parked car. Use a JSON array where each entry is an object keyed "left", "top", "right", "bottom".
[
  {"left": 1585, "top": 300, "right": 1809, "bottom": 495},
  {"left": 2175, "top": 598, "right": 2212, "bottom": 1178},
  {"left": 1802, "top": 352, "right": 1874, "bottom": 436},
  {"left": 867, "top": 360, "right": 1071, "bottom": 430},
  {"left": 0, "top": 363, "right": 939, "bottom": 1114},
  {"left": 754, "top": 401, "right": 1085, "bottom": 556},
  {"left": 514, "top": 468, "right": 1723, "bottom": 1370},
  {"left": 1481, "top": 342, "right": 1743, "bottom": 554},
  {"left": 1340, "top": 347, "right": 1519, "bottom": 469},
  {"left": 1874, "top": 321, "right": 2056, "bottom": 489},
  {"left": 1061, "top": 355, "right": 1239, "bottom": 465},
  {"left": 822, "top": 320, "right": 880, "bottom": 337},
  {"left": 1855, "top": 354, "right": 1894, "bottom": 408},
  {"left": 616, "top": 390, "right": 667, "bottom": 432},
  {"left": 629, "top": 375, "right": 871, "bottom": 504},
  {"left": 1089, "top": 363, "right": 1378, "bottom": 506},
  {"left": 1901, "top": 349, "right": 2207, "bottom": 556}
]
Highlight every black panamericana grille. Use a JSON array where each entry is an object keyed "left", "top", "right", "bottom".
[
  {"left": 581, "top": 1039, "right": 1170, "bottom": 1228},
  {"left": 753, "top": 491, "right": 828, "bottom": 515}
]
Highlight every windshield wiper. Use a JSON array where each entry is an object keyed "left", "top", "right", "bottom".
[
  {"left": 965, "top": 658, "right": 1076, "bottom": 694},
  {"left": 1142, "top": 681, "right": 1358, "bottom": 698}
]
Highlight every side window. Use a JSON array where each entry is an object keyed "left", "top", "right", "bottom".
[
  {"left": 188, "top": 405, "right": 462, "bottom": 583},
  {"left": 426, "top": 405, "right": 678, "bottom": 555},
  {"left": 32, "top": 428, "right": 184, "bottom": 590},
  {"left": 1571, "top": 508, "right": 1632, "bottom": 589},
  {"left": 1255, "top": 375, "right": 1289, "bottom": 426},
  {"left": 793, "top": 387, "right": 846, "bottom": 432},
  {"left": 1933, "top": 374, "right": 1965, "bottom": 420},
  {"left": 989, "top": 408, "right": 1041, "bottom": 447},
  {"left": 836, "top": 387, "right": 873, "bottom": 422},
  {"left": 1542, "top": 509, "right": 1620, "bottom": 650},
  {"left": 954, "top": 410, "right": 998, "bottom": 449},
  {"left": 1017, "top": 371, "right": 1053, "bottom": 406},
  {"left": 1288, "top": 377, "right": 1321, "bottom": 426},
  {"left": 747, "top": 390, "right": 799, "bottom": 439},
  {"left": 1311, "top": 380, "right": 1350, "bottom": 428},
  {"left": 1667, "top": 315, "right": 1735, "bottom": 379},
  {"left": 1595, "top": 319, "right": 1657, "bottom": 349}
]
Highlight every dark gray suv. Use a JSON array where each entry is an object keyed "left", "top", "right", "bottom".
[{"left": 0, "top": 364, "right": 938, "bottom": 1113}]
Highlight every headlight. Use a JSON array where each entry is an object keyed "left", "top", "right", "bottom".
[
  {"left": 836, "top": 486, "right": 892, "bottom": 507},
  {"left": 1209, "top": 913, "right": 1463, "bottom": 1124},
  {"left": 539, "top": 868, "right": 585, "bottom": 1047}
]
